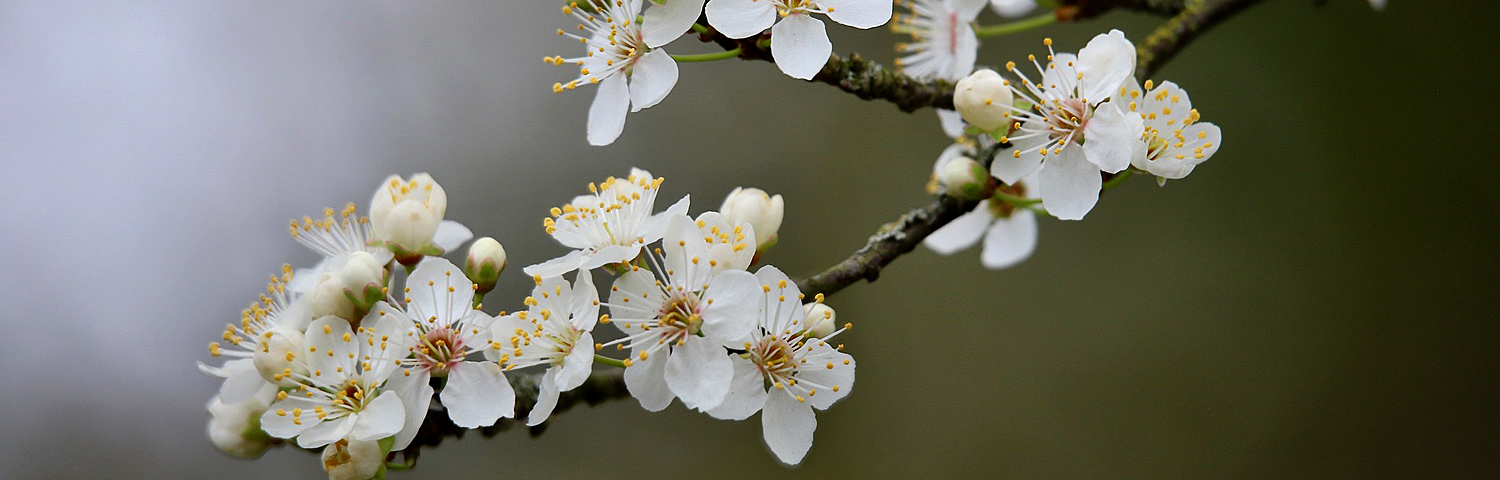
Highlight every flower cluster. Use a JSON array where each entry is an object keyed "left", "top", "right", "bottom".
[
  {"left": 550, "top": 0, "right": 894, "bottom": 145},
  {"left": 201, "top": 170, "right": 842, "bottom": 478}
]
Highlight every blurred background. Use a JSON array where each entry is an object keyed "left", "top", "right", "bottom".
[{"left": 2, "top": 0, "right": 1496, "bottom": 478}]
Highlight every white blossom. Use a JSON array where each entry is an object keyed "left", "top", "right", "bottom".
[
  {"left": 549, "top": 0, "right": 688, "bottom": 146},
  {"left": 990, "top": 0, "right": 1037, "bottom": 17},
  {"left": 200, "top": 266, "right": 313, "bottom": 399},
  {"left": 489, "top": 271, "right": 601, "bottom": 426},
  {"left": 206, "top": 383, "right": 278, "bottom": 458},
  {"left": 706, "top": 266, "right": 855, "bottom": 465},
  {"left": 719, "top": 187, "right": 784, "bottom": 253},
  {"left": 258, "top": 315, "right": 409, "bottom": 449},
  {"left": 525, "top": 168, "right": 689, "bottom": 278},
  {"left": 368, "top": 173, "right": 471, "bottom": 257},
  {"left": 321, "top": 438, "right": 384, "bottom": 480},
  {"left": 991, "top": 30, "right": 1142, "bottom": 220},
  {"left": 706, "top": 0, "right": 893, "bottom": 79},
  {"left": 925, "top": 171, "right": 1040, "bottom": 270},
  {"left": 1116, "top": 78, "right": 1222, "bottom": 185},
  {"left": 892, "top": 0, "right": 986, "bottom": 82},
  {"left": 377, "top": 257, "right": 512, "bottom": 447},
  {"left": 954, "top": 68, "right": 1015, "bottom": 132},
  {"left": 603, "top": 212, "right": 762, "bottom": 412}
]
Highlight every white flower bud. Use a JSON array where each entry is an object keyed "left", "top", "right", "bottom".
[
  {"left": 208, "top": 417, "right": 272, "bottom": 458},
  {"left": 252, "top": 326, "right": 306, "bottom": 387},
  {"left": 207, "top": 387, "right": 275, "bottom": 458},
  {"left": 803, "top": 302, "right": 837, "bottom": 338},
  {"left": 369, "top": 173, "right": 448, "bottom": 255},
  {"left": 719, "top": 187, "right": 784, "bottom": 253},
  {"left": 341, "top": 251, "right": 386, "bottom": 311},
  {"left": 937, "top": 156, "right": 990, "bottom": 199},
  {"left": 464, "top": 237, "right": 506, "bottom": 295},
  {"left": 322, "top": 438, "right": 385, "bottom": 480},
  {"left": 954, "top": 69, "right": 1014, "bottom": 132},
  {"left": 309, "top": 271, "right": 358, "bottom": 322}
]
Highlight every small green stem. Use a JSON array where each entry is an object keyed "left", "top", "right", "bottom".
[
  {"left": 974, "top": 13, "right": 1057, "bottom": 37},
  {"left": 993, "top": 190, "right": 1043, "bottom": 207},
  {"left": 1103, "top": 169, "right": 1135, "bottom": 190},
  {"left": 670, "top": 48, "right": 742, "bottom": 62},
  {"left": 385, "top": 456, "right": 416, "bottom": 471},
  {"left": 473, "top": 292, "right": 485, "bottom": 309},
  {"left": 594, "top": 354, "right": 628, "bottom": 368},
  {"left": 690, "top": 22, "right": 710, "bottom": 35}
]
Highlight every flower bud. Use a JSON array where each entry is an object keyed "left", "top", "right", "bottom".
[
  {"left": 309, "top": 272, "right": 358, "bottom": 322},
  {"left": 937, "top": 156, "right": 990, "bottom": 199},
  {"left": 370, "top": 173, "right": 448, "bottom": 255},
  {"left": 252, "top": 326, "right": 307, "bottom": 387},
  {"left": 207, "top": 387, "right": 275, "bottom": 458},
  {"left": 803, "top": 302, "right": 837, "bottom": 338},
  {"left": 954, "top": 69, "right": 1014, "bottom": 132},
  {"left": 341, "top": 251, "right": 386, "bottom": 312},
  {"left": 322, "top": 438, "right": 385, "bottom": 480},
  {"left": 464, "top": 237, "right": 507, "bottom": 295},
  {"left": 719, "top": 187, "right": 784, "bottom": 253}
]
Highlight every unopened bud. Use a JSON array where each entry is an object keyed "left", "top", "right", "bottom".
[
  {"left": 370, "top": 173, "right": 448, "bottom": 255},
  {"left": 954, "top": 69, "right": 1014, "bottom": 132},
  {"left": 465, "top": 237, "right": 507, "bottom": 295},
  {"left": 309, "top": 272, "right": 358, "bottom": 322},
  {"left": 322, "top": 438, "right": 385, "bottom": 480},
  {"left": 720, "top": 187, "right": 784, "bottom": 253},
  {"left": 803, "top": 303, "right": 837, "bottom": 338},
  {"left": 938, "top": 156, "right": 990, "bottom": 199},
  {"left": 341, "top": 251, "right": 386, "bottom": 312},
  {"left": 252, "top": 326, "right": 306, "bottom": 387},
  {"left": 207, "top": 387, "right": 275, "bottom": 458}
]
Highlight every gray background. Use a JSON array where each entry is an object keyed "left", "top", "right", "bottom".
[{"left": 1, "top": 0, "right": 1495, "bottom": 478}]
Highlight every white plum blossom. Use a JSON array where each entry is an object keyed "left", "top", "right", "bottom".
[
  {"left": 284, "top": 205, "right": 395, "bottom": 322},
  {"left": 489, "top": 272, "right": 601, "bottom": 426},
  {"left": 200, "top": 266, "right": 313, "bottom": 401},
  {"left": 604, "top": 212, "right": 762, "bottom": 412},
  {"left": 991, "top": 30, "right": 1143, "bottom": 220},
  {"left": 368, "top": 173, "right": 472, "bottom": 257},
  {"left": 376, "top": 257, "right": 513, "bottom": 450},
  {"left": 206, "top": 383, "right": 278, "bottom": 458},
  {"left": 259, "top": 315, "right": 409, "bottom": 449},
  {"left": 525, "top": 168, "right": 689, "bottom": 278},
  {"left": 1116, "top": 78, "right": 1222, "bottom": 185},
  {"left": 954, "top": 68, "right": 1016, "bottom": 132},
  {"left": 321, "top": 438, "right": 384, "bottom": 480},
  {"left": 892, "top": 0, "right": 986, "bottom": 82},
  {"left": 706, "top": 0, "right": 893, "bottom": 79},
  {"left": 925, "top": 169, "right": 1041, "bottom": 270},
  {"left": 990, "top": 0, "right": 1037, "bottom": 17},
  {"left": 706, "top": 266, "right": 855, "bottom": 465},
  {"left": 550, "top": 0, "right": 688, "bottom": 146},
  {"left": 719, "top": 187, "right": 784, "bottom": 253}
]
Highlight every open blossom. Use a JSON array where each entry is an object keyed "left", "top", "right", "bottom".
[
  {"left": 1116, "top": 78, "right": 1222, "bottom": 184},
  {"left": 368, "top": 173, "right": 472, "bottom": 257},
  {"left": 200, "top": 266, "right": 313, "bottom": 402},
  {"left": 376, "top": 257, "right": 511, "bottom": 446},
  {"left": 604, "top": 212, "right": 761, "bottom": 411},
  {"left": 284, "top": 205, "right": 395, "bottom": 322},
  {"left": 892, "top": 0, "right": 986, "bottom": 82},
  {"left": 706, "top": 266, "right": 855, "bottom": 465},
  {"left": 706, "top": 0, "right": 893, "bottom": 79},
  {"left": 259, "top": 315, "right": 409, "bottom": 449},
  {"left": 549, "top": 0, "right": 688, "bottom": 146},
  {"left": 991, "top": 30, "right": 1142, "bottom": 220},
  {"left": 489, "top": 272, "right": 600, "bottom": 426},
  {"left": 926, "top": 166, "right": 1041, "bottom": 270},
  {"left": 524, "top": 168, "right": 689, "bottom": 278}
]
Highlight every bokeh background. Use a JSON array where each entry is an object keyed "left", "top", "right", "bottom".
[{"left": 2, "top": 0, "right": 1496, "bottom": 478}]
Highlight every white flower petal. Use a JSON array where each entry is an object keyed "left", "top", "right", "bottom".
[
  {"left": 820, "top": 0, "right": 892, "bottom": 29},
  {"left": 349, "top": 391, "right": 405, "bottom": 441},
  {"left": 387, "top": 369, "right": 433, "bottom": 451},
  {"left": 643, "top": 0, "right": 707, "bottom": 47},
  {"left": 297, "top": 415, "right": 354, "bottom": 449},
  {"left": 664, "top": 338, "right": 733, "bottom": 410},
  {"left": 770, "top": 15, "right": 831, "bottom": 80},
  {"left": 761, "top": 389, "right": 816, "bottom": 465},
  {"left": 405, "top": 257, "right": 474, "bottom": 327},
  {"left": 923, "top": 201, "right": 993, "bottom": 255},
  {"left": 557, "top": 332, "right": 596, "bottom": 391},
  {"left": 215, "top": 359, "right": 266, "bottom": 405},
  {"left": 706, "top": 357, "right": 768, "bottom": 420},
  {"left": 1076, "top": 29, "right": 1136, "bottom": 104},
  {"left": 642, "top": 194, "right": 692, "bottom": 243},
  {"left": 1037, "top": 145, "right": 1102, "bottom": 220},
  {"left": 628, "top": 50, "right": 680, "bottom": 112},
  {"left": 796, "top": 348, "right": 855, "bottom": 410},
  {"left": 306, "top": 316, "right": 357, "bottom": 387},
  {"left": 937, "top": 109, "right": 966, "bottom": 139},
  {"left": 528, "top": 370, "right": 561, "bottom": 427},
  {"left": 440, "top": 361, "right": 514, "bottom": 428},
  {"left": 956, "top": 0, "right": 990, "bottom": 19},
  {"left": 991, "top": 135, "right": 1045, "bottom": 184},
  {"left": 431, "top": 220, "right": 473, "bottom": 253},
  {"left": 1081, "top": 102, "right": 1143, "bottom": 174},
  {"left": 989, "top": 0, "right": 1037, "bottom": 17},
  {"left": 580, "top": 244, "right": 641, "bottom": 270},
  {"left": 624, "top": 347, "right": 675, "bottom": 411},
  {"left": 259, "top": 396, "right": 321, "bottom": 440},
  {"left": 586, "top": 73, "right": 632, "bottom": 146},
  {"left": 699, "top": 269, "right": 760, "bottom": 344},
  {"left": 705, "top": 0, "right": 777, "bottom": 38},
  {"left": 980, "top": 209, "right": 1037, "bottom": 269},
  {"left": 523, "top": 250, "right": 585, "bottom": 278}
]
